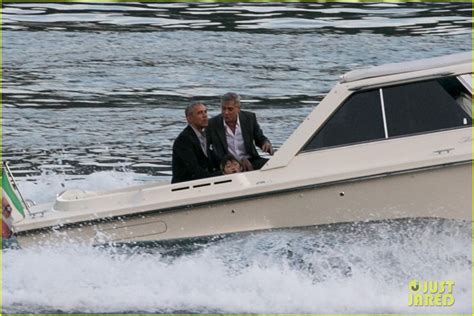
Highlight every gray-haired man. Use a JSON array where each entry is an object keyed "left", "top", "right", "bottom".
[{"left": 207, "top": 92, "right": 273, "bottom": 171}]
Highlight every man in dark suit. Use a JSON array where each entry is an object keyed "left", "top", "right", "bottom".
[
  {"left": 207, "top": 92, "right": 273, "bottom": 171},
  {"left": 172, "top": 102, "right": 221, "bottom": 183}
]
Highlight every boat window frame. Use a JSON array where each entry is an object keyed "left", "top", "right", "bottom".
[
  {"left": 300, "top": 73, "right": 473, "bottom": 154},
  {"left": 458, "top": 74, "right": 472, "bottom": 92},
  {"left": 300, "top": 88, "right": 386, "bottom": 152}
]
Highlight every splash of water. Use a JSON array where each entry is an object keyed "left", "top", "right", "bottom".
[{"left": 2, "top": 216, "right": 471, "bottom": 313}]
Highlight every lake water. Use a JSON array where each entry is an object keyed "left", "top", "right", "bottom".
[{"left": 1, "top": 2, "right": 472, "bottom": 313}]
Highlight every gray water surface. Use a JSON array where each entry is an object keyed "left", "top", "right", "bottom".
[{"left": 2, "top": 2, "right": 471, "bottom": 178}]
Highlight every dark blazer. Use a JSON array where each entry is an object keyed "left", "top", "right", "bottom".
[
  {"left": 207, "top": 110, "right": 269, "bottom": 164},
  {"left": 171, "top": 125, "right": 220, "bottom": 184}
]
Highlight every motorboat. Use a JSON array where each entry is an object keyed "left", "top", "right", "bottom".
[{"left": 2, "top": 52, "right": 472, "bottom": 247}]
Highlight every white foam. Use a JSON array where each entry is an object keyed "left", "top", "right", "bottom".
[
  {"left": 6, "top": 173, "right": 472, "bottom": 313},
  {"left": 2, "top": 219, "right": 471, "bottom": 313}
]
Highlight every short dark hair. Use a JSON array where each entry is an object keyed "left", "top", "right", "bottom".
[
  {"left": 221, "top": 92, "right": 241, "bottom": 107},
  {"left": 185, "top": 101, "right": 206, "bottom": 117},
  {"left": 220, "top": 154, "right": 241, "bottom": 172}
]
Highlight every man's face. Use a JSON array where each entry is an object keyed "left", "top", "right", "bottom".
[
  {"left": 187, "top": 104, "right": 208, "bottom": 130},
  {"left": 221, "top": 100, "right": 240, "bottom": 125}
]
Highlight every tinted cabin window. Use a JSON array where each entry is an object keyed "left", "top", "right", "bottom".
[
  {"left": 303, "top": 89, "right": 385, "bottom": 150},
  {"left": 383, "top": 78, "right": 471, "bottom": 137},
  {"left": 302, "top": 75, "right": 471, "bottom": 153}
]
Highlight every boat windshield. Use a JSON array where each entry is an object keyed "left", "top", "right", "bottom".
[{"left": 302, "top": 73, "right": 472, "bottom": 152}]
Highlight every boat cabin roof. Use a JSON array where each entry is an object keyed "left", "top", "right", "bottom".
[{"left": 340, "top": 51, "right": 472, "bottom": 83}]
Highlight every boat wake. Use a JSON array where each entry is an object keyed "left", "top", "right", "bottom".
[{"left": 2, "top": 217, "right": 471, "bottom": 313}]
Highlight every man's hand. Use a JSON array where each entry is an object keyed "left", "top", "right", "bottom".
[
  {"left": 241, "top": 158, "right": 254, "bottom": 172},
  {"left": 261, "top": 141, "right": 274, "bottom": 155}
]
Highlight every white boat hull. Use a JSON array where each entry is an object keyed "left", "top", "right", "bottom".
[{"left": 16, "top": 161, "right": 471, "bottom": 247}]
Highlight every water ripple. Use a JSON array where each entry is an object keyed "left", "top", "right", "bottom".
[
  {"left": 2, "top": 2, "right": 471, "bottom": 178},
  {"left": 2, "top": 2, "right": 471, "bottom": 34}
]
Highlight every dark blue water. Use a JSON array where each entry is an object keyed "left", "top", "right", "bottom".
[{"left": 1, "top": 2, "right": 472, "bottom": 313}]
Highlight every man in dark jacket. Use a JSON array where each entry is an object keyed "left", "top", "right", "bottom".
[
  {"left": 172, "top": 102, "right": 221, "bottom": 183},
  {"left": 207, "top": 92, "right": 273, "bottom": 171}
]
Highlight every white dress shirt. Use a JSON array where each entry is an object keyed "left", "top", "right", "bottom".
[{"left": 224, "top": 117, "right": 250, "bottom": 160}]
